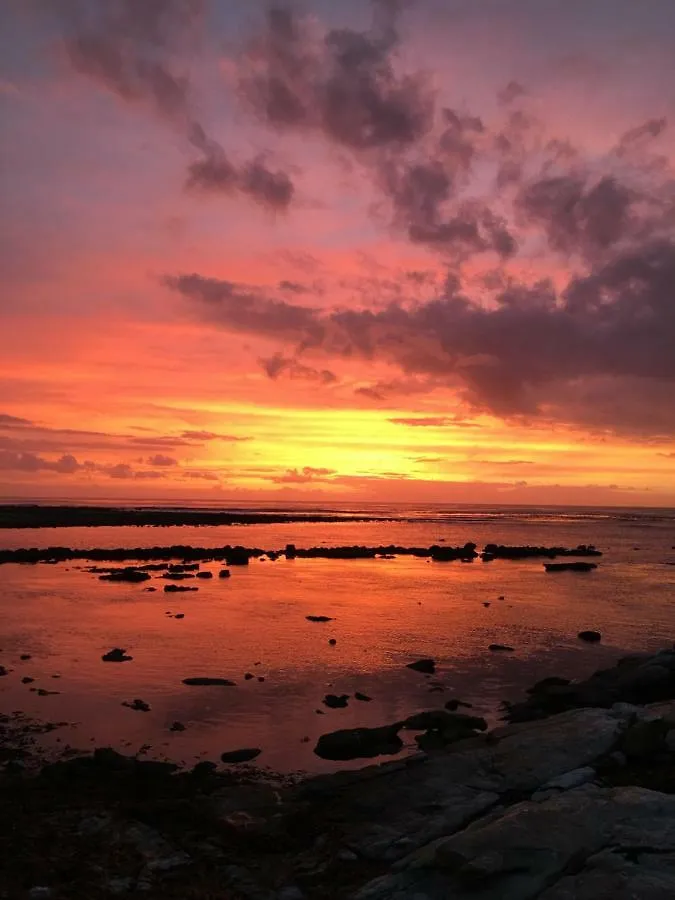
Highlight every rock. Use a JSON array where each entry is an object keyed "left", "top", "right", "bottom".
[
  {"left": 407, "top": 658, "right": 436, "bottom": 674},
  {"left": 220, "top": 748, "right": 262, "bottom": 763},
  {"left": 224, "top": 549, "right": 249, "bottom": 566},
  {"left": 329, "top": 638, "right": 337, "bottom": 645},
  {"left": 245, "top": 672, "right": 254, "bottom": 680},
  {"left": 578, "top": 630, "right": 602, "bottom": 642},
  {"left": 169, "top": 721, "right": 186, "bottom": 732},
  {"left": 489, "top": 643, "right": 515, "bottom": 652},
  {"left": 620, "top": 719, "right": 669, "bottom": 759},
  {"left": 483, "top": 602, "right": 491, "bottom": 607},
  {"left": 101, "top": 648, "right": 133, "bottom": 662},
  {"left": 174, "top": 613, "right": 185, "bottom": 619},
  {"left": 196, "top": 571, "right": 213, "bottom": 578},
  {"left": 219, "top": 568, "right": 231, "bottom": 578},
  {"left": 164, "top": 584, "right": 198, "bottom": 593},
  {"left": 314, "top": 725, "right": 403, "bottom": 761},
  {"left": 277, "top": 887, "right": 304, "bottom": 900},
  {"left": 541, "top": 766, "right": 596, "bottom": 791},
  {"left": 20, "top": 653, "right": 31, "bottom": 660},
  {"left": 99, "top": 568, "right": 151, "bottom": 583},
  {"left": 324, "top": 693, "right": 350, "bottom": 708},
  {"left": 183, "top": 677, "right": 236, "bottom": 686},
  {"left": 355, "top": 692, "right": 373, "bottom": 702},
  {"left": 544, "top": 561, "right": 597, "bottom": 572},
  {"left": 306, "top": 615, "right": 333, "bottom": 622},
  {"left": 122, "top": 698, "right": 151, "bottom": 712},
  {"left": 258, "top": 676, "right": 265, "bottom": 682},
  {"left": 445, "top": 698, "right": 473, "bottom": 711},
  {"left": 402, "top": 710, "right": 487, "bottom": 732},
  {"left": 22, "top": 676, "right": 35, "bottom": 684}
]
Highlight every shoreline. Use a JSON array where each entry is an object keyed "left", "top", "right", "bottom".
[{"left": 2, "top": 647, "right": 675, "bottom": 899}]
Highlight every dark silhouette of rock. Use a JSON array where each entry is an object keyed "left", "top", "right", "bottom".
[
  {"left": 328, "top": 638, "right": 337, "bottom": 645},
  {"left": 224, "top": 549, "right": 249, "bottom": 566},
  {"left": 407, "top": 659, "right": 436, "bottom": 674},
  {"left": 164, "top": 585, "right": 198, "bottom": 593},
  {"left": 545, "top": 561, "right": 597, "bottom": 572},
  {"left": 182, "top": 677, "right": 236, "bottom": 686},
  {"left": 220, "top": 748, "right": 261, "bottom": 763},
  {"left": 489, "top": 643, "right": 515, "bottom": 652},
  {"left": 578, "top": 630, "right": 602, "bottom": 642},
  {"left": 219, "top": 569, "right": 231, "bottom": 579},
  {"left": 22, "top": 676, "right": 35, "bottom": 684},
  {"left": 174, "top": 613, "right": 185, "bottom": 619},
  {"left": 99, "top": 568, "right": 150, "bottom": 583},
  {"left": 355, "top": 692, "right": 372, "bottom": 702},
  {"left": 323, "top": 693, "right": 349, "bottom": 708},
  {"left": 102, "top": 648, "right": 132, "bottom": 663},
  {"left": 169, "top": 721, "right": 186, "bottom": 732},
  {"left": 161, "top": 572, "right": 195, "bottom": 580},
  {"left": 0, "top": 666, "right": 7, "bottom": 677},
  {"left": 445, "top": 698, "right": 473, "bottom": 711},
  {"left": 244, "top": 673, "right": 254, "bottom": 680},
  {"left": 402, "top": 710, "right": 487, "bottom": 732},
  {"left": 122, "top": 698, "right": 150, "bottom": 712},
  {"left": 314, "top": 725, "right": 403, "bottom": 761},
  {"left": 196, "top": 571, "right": 213, "bottom": 579},
  {"left": 20, "top": 654, "right": 31, "bottom": 661},
  {"left": 306, "top": 615, "right": 333, "bottom": 622}
]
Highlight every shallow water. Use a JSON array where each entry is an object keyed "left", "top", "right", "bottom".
[{"left": 1, "top": 504, "right": 674, "bottom": 774}]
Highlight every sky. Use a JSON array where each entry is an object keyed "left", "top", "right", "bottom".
[{"left": 1, "top": 0, "right": 675, "bottom": 506}]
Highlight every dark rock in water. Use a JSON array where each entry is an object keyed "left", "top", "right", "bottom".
[
  {"left": 122, "top": 698, "right": 150, "bottom": 712},
  {"left": 161, "top": 572, "right": 195, "bottom": 580},
  {"left": 99, "top": 568, "right": 150, "bottom": 583},
  {"left": 328, "top": 638, "right": 337, "bottom": 645},
  {"left": 430, "top": 542, "right": 477, "bottom": 562},
  {"left": 489, "top": 643, "right": 515, "bottom": 652},
  {"left": 20, "top": 654, "right": 31, "bottom": 661},
  {"left": 102, "top": 648, "right": 132, "bottom": 663},
  {"left": 174, "top": 613, "right": 185, "bottom": 619},
  {"left": 578, "top": 630, "right": 602, "bottom": 643},
  {"left": 190, "top": 760, "right": 217, "bottom": 778},
  {"left": 169, "top": 721, "right": 186, "bottom": 732},
  {"left": 323, "top": 693, "right": 349, "bottom": 708},
  {"left": 402, "top": 710, "right": 487, "bottom": 732},
  {"left": 306, "top": 615, "right": 333, "bottom": 622},
  {"left": 219, "top": 569, "right": 231, "bottom": 579},
  {"left": 257, "top": 676, "right": 265, "bottom": 682},
  {"left": 285, "top": 544, "right": 297, "bottom": 559},
  {"left": 196, "top": 571, "right": 213, "bottom": 579},
  {"left": 483, "top": 602, "right": 491, "bottom": 607},
  {"left": 224, "top": 549, "right": 250, "bottom": 566},
  {"left": 444, "top": 698, "right": 473, "bottom": 711},
  {"left": 355, "top": 691, "right": 372, "bottom": 702},
  {"left": 22, "top": 676, "right": 35, "bottom": 684},
  {"left": 407, "top": 658, "right": 436, "bottom": 674},
  {"left": 36, "top": 688, "right": 59, "bottom": 696},
  {"left": 544, "top": 561, "right": 597, "bottom": 572},
  {"left": 314, "top": 724, "right": 403, "bottom": 761},
  {"left": 182, "top": 677, "right": 236, "bottom": 686},
  {"left": 0, "top": 666, "right": 8, "bottom": 677},
  {"left": 164, "top": 584, "right": 198, "bottom": 593},
  {"left": 169, "top": 563, "right": 199, "bottom": 572},
  {"left": 244, "top": 673, "right": 254, "bottom": 680},
  {"left": 220, "top": 748, "right": 261, "bottom": 763}
]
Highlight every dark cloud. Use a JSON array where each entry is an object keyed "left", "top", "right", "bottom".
[
  {"left": 146, "top": 453, "right": 178, "bottom": 466},
  {"left": 184, "top": 469, "right": 220, "bottom": 480},
  {"left": 259, "top": 352, "right": 337, "bottom": 384},
  {"left": 617, "top": 118, "right": 667, "bottom": 153},
  {"left": 0, "top": 450, "right": 80, "bottom": 474},
  {"left": 0, "top": 413, "right": 34, "bottom": 427},
  {"left": 180, "top": 430, "right": 250, "bottom": 441},
  {"left": 239, "top": 5, "right": 433, "bottom": 151},
  {"left": 497, "top": 80, "right": 526, "bottom": 105},
  {"left": 52, "top": 0, "right": 294, "bottom": 211},
  {"left": 165, "top": 229, "right": 675, "bottom": 437},
  {"left": 272, "top": 465, "right": 336, "bottom": 483},
  {"left": 278, "top": 280, "right": 310, "bottom": 293}
]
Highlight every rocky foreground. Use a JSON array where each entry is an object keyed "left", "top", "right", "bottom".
[{"left": 3, "top": 648, "right": 675, "bottom": 899}]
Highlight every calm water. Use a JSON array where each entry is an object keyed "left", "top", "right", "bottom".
[{"left": 1, "top": 503, "right": 674, "bottom": 773}]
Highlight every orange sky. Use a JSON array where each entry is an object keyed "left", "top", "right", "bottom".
[{"left": 1, "top": 1, "right": 675, "bottom": 506}]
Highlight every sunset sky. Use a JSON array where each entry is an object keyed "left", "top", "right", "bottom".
[{"left": 2, "top": 0, "right": 675, "bottom": 505}]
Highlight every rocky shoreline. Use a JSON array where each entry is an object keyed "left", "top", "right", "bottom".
[{"left": 2, "top": 647, "right": 675, "bottom": 899}]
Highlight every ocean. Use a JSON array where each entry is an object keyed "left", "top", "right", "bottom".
[{"left": 1, "top": 502, "right": 674, "bottom": 773}]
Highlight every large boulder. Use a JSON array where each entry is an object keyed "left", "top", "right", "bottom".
[{"left": 314, "top": 725, "right": 403, "bottom": 761}]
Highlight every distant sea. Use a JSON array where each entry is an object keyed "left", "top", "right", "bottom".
[{"left": 1, "top": 501, "right": 674, "bottom": 773}]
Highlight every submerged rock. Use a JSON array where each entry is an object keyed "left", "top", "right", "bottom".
[
  {"left": 182, "top": 677, "right": 236, "bottom": 687},
  {"left": 306, "top": 615, "right": 333, "bottom": 622},
  {"left": 196, "top": 571, "right": 213, "bottom": 579},
  {"left": 101, "top": 648, "right": 133, "bottom": 663},
  {"left": 219, "top": 568, "right": 231, "bottom": 578},
  {"left": 169, "top": 721, "right": 186, "bottom": 732},
  {"left": 323, "top": 693, "right": 350, "bottom": 709},
  {"left": 164, "top": 584, "right": 198, "bottom": 593},
  {"left": 220, "top": 748, "right": 261, "bottom": 763},
  {"left": 578, "top": 630, "right": 602, "bottom": 643},
  {"left": 355, "top": 692, "right": 373, "bottom": 702},
  {"left": 407, "top": 658, "right": 436, "bottom": 674},
  {"left": 314, "top": 724, "right": 403, "bottom": 761},
  {"left": 489, "top": 643, "right": 515, "bottom": 652},
  {"left": 122, "top": 698, "right": 151, "bottom": 712}
]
